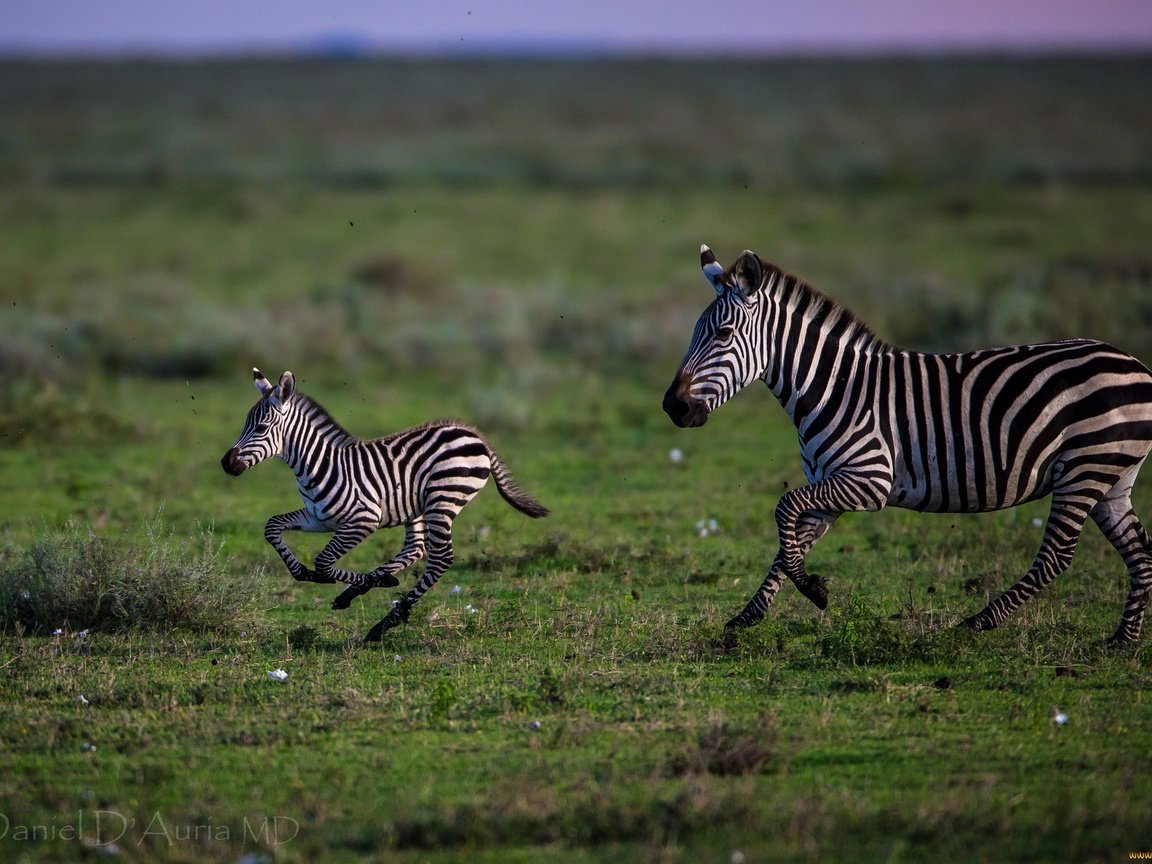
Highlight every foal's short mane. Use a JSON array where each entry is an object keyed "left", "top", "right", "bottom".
[
  {"left": 292, "top": 393, "right": 356, "bottom": 443},
  {"left": 293, "top": 393, "right": 486, "bottom": 447}
]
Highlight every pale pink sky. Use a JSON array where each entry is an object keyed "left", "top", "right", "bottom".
[{"left": 3, "top": 0, "right": 1151, "bottom": 55}]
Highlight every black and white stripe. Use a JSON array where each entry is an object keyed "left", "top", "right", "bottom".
[
  {"left": 664, "top": 246, "right": 1152, "bottom": 645},
  {"left": 222, "top": 369, "right": 548, "bottom": 642}
]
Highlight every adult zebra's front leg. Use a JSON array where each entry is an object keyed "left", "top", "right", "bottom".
[
  {"left": 332, "top": 519, "right": 426, "bottom": 610},
  {"left": 774, "top": 468, "right": 892, "bottom": 609},
  {"left": 725, "top": 511, "right": 839, "bottom": 630}
]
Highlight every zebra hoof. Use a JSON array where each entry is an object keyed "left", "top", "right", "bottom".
[
  {"left": 331, "top": 588, "right": 365, "bottom": 611},
  {"left": 296, "top": 567, "right": 336, "bottom": 584},
  {"left": 371, "top": 572, "right": 400, "bottom": 588},
  {"left": 362, "top": 622, "right": 389, "bottom": 642},
  {"left": 724, "top": 610, "right": 764, "bottom": 630},
  {"left": 1104, "top": 630, "right": 1137, "bottom": 649},
  {"left": 958, "top": 614, "right": 987, "bottom": 632},
  {"left": 363, "top": 615, "right": 401, "bottom": 642},
  {"left": 795, "top": 573, "right": 828, "bottom": 610}
]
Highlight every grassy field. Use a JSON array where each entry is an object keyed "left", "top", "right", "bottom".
[{"left": 0, "top": 56, "right": 1151, "bottom": 862}]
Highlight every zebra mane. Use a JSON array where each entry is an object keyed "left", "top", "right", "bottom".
[
  {"left": 292, "top": 393, "right": 357, "bottom": 444},
  {"left": 752, "top": 259, "right": 887, "bottom": 350}
]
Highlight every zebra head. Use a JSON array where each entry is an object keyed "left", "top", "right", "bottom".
[
  {"left": 663, "top": 245, "right": 767, "bottom": 427},
  {"left": 220, "top": 368, "right": 297, "bottom": 476}
]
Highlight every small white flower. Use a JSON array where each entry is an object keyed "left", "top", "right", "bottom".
[
  {"left": 393, "top": 655, "right": 402, "bottom": 662},
  {"left": 267, "top": 669, "right": 288, "bottom": 682},
  {"left": 669, "top": 448, "right": 684, "bottom": 464},
  {"left": 476, "top": 525, "right": 491, "bottom": 540},
  {"left": 449, "top": 585, "right": 462, "bottom": 596},
  {"left": 1031, "top": 518, "right": 1044, "bottom": 528},
  {"left": 52, "top": 628, "right": 63, "bottom": 636},
  {"left": 698, "top": 527, "right": 709, "bottom": 538},
  {"left": 731, "top": 852, "right": 746, "bottom": 864},
  {"left": 77, "top": 694, "right": 90, "bottom": 706},
  {"left": 18, "top": 591, "right": 31, "bottom": 601},
  {"left": 81, "top": 742, "right": 96, "bottom": 752},
  {"left": 528, "top": 720, "right": 542, "bottom": 731},
  {"left": 464, "top": 604, "right": 477, "bottom": 614},
  {"left": 1053, "top": 711, "right": 1068, "bottom": 725},
  {"left": 708, "top": 518, "right": 719, "bottom": 533}
]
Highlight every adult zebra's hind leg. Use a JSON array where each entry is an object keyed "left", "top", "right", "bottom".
[
  {"left": 332, "top": 519, "right": 427, "bottom": 610},
  {"left": 1089, "top": 468, "right": 1152, "bottom": 646},
  {"left": 961, "top": 489, "right": 1094, "bottom": 633},
  {"left": 726, "top": 511, "right": 839, "bottom": 630}
]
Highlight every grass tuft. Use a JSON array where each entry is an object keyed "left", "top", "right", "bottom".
[
  {"left": 671, "top": 718, "right": 779, "bottom": 777},
  {"left": 0, "top": 518, "right": 261, "bottom": 635}
]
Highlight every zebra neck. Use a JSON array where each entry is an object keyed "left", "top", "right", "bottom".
[
  {"left": 760, "top": 288, "right": 886, "bottom": 428},
  {"left": 281, "top": 405, "right": 355, "bottom": 477}
]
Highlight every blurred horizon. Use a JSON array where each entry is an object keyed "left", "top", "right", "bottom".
[{"left": 3, "top": 0, "right": 1152, "bottom": 58}]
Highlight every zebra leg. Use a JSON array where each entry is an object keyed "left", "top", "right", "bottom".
[
  {"left": 774, "top": 471, "right": 891, "bottom": 609},
  {"left": 1090, "top": 484, "right": 1152, "bottom": 647},
  {"left": 364, "top": 515, "right": 455, "bottom": 642},
  {"left": 311, "top": 515, "right": 380, "bottom": 588},
  {"left": 726, "top": 511, "right": 839, "bottom": 629},
  {"left": 332, "top": 519, "right": 427, "bottom": 610},
  {"left": 264, "top": 509, "right": 336, "bottom": 583},
  {"left": 961, "top": 491, "right": 1094, "bottom": 633}
]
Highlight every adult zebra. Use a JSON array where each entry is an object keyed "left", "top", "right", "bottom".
[
  {"left": 221, "top": 369, "right": 548, "bottom": 642},
  {"left": 663, "top": 246, "right": 1152, "bottom": 646}
]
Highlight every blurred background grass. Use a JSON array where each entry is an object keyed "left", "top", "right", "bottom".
[{"left": 1, "top": 55, "right": 1151, "bottom": 466}]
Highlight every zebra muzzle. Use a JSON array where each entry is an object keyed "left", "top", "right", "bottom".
[
  {"left": 221, "top": 448, "right": 248, "bottom": 476},
  {"left": 663, "top": 380, "right": 709, "bottom": 428}
]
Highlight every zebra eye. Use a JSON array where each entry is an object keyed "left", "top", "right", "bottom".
[{"left": 715, "top": 325, "right": 735, "bottom": 342}]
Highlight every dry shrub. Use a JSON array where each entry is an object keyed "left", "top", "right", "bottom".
[{"left": 0, "top": 518, "right": 260, "bottom": 635}]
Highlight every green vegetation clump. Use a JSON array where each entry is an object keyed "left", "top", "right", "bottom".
[{"left": 0, "top": 519, "right": 259, "bottom": 635}]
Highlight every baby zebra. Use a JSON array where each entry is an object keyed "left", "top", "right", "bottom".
[{"left": 221, "top": 368, "right": 549, "bottom": 642}]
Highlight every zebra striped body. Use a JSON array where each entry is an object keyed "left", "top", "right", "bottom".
[
  {"left": 664, "top": 246, "right": 1152, "bottom": 645},
  {"left": 222, "top": 369, "right": 548, "bottom": 642}
]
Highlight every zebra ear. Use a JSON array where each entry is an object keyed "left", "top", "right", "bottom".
[
  {"left": 277, "top": 371, "right": 296, "bottom": 403},
  {"left": 253, "top": 367, "right": 274, "bottom": 397},
  {"left": 267, "top": 371, "right": 295, "bottom": 413},
  {"left": 733, "top": 250, "right": 764, "bottom": 297},
  {"left": 700, "top": 244, "right": 727, "bottom": 295}
]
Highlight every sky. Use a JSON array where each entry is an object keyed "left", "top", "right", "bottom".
[{"left": 2, "top": 0, "right": 1151, "bottom": 56}]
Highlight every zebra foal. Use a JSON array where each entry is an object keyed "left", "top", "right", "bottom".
[
  {"left": 221, "top": 368, "right": 548, "bottom": 642},
  {"left": 664, "top": 246, "right": 1152, "bottom": 645}
]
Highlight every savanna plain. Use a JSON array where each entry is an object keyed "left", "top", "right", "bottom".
[{"left": 0, "top": 56, "right": 1150, "bottom": 862}]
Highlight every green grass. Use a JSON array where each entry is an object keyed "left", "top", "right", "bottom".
[{"left": 0, "top": 56, "right": 1150, "bottom": 862}]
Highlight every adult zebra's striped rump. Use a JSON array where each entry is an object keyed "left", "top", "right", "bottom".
[
  {"left": 221, "top": 369, "right": 548, "bottom": 643},
  {"left": 665, "top": 245, "right": 1152, "bottom": 645}
]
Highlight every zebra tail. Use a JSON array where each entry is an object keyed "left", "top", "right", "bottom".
[{"left": 490, "top": 453, "right": 550, "bottom": 518}]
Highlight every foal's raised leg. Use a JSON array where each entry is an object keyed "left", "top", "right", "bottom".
[
  {"left": 332, "top": 519, "right": 426, "bottom": 610},
  {"left": 364, "top": 508, "right": 458, "bottom": 641}
]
